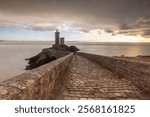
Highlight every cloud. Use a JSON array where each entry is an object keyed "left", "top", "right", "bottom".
[
  {"left": 24, "top": 24, "right": 57, "bottom": 31},
  {"left": 77, "top": 28, "right": 90, "bottom": 33},
  {"left": 143, "top": 30, "right": 150, "bottom": 38},
  {"left": 105, "top": 29, "right": 114, "bottom": 33},
  {"left": 0, "top": 0, "right": 150, "bottom": 39},
  {"left": 0, "top": 19, "right": 57, "bottom": 31},
  {"left": 118, "top": 19, "right": 150, "bottom": 38},
  {"left": 120, "top": 24, "right": 131, "bottom": 30},
  {"left": 0, "top": 19, "right": 23, "bottom": 29},
  {"left": 105, "top": 29, "right": 117, "bottom": 36}
]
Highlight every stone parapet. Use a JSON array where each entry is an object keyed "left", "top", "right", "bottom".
[
  {"left": 78, "top": 52, "right": 150, "bottom": 92},
  {"left": 0, "top": 53, "right": 73, "bottom": 100}
]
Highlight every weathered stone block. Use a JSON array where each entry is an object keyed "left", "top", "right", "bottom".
[
  {"left": 0, "top": 53, "right": 73, "bottom": 100},
  {"left": 78, "top": 52, "right": 150, "bottom": 92}
]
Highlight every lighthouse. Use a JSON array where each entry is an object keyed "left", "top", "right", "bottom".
[
  {"left": 55, "top": 29, "right": 60, "bottom": 46},
  {"left": 60, "top": 37, "right": 65, "bottom": 45}
]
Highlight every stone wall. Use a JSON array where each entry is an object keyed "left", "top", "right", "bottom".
[
  {"left": 78, "top": 52, "right": 150, "bottom": 92},
  {"left": 0, "top": 53, "right": 73, "bottom": 100}
]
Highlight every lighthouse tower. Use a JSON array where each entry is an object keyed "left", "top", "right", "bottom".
[
  {"left": 60, "top": 37, "right": 65, "bottom": 45},
  {"left": 55, "top": 29, "right": 60, "bottom": 46}
]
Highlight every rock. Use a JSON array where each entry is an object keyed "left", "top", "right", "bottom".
[
  {"left": 25, "top": 45, "right": 79, "bottom": 70},
  {"left": 69, "top": 46, "right": 80, "bottom": 52}
]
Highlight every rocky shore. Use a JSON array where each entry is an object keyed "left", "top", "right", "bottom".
[{"left": 25, "top": 44, "right": 79, "bottom": 70}]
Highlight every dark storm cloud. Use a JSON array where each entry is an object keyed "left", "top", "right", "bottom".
[
  {"left": 119, "top": 19, "right": 150, "bottom": 38},
  {"left": 105, "top": 29, "right": 116, "bottom": 36},
  {"left": 0, "top": 0, "right": 150, "bottom": 38},
  {"left": 105, "top": 29, "right": 114, "bottom": 33}
]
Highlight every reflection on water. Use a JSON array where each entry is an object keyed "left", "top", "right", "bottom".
[
  {"left": 0, "top": 41, "right": 150, "bottom": 82},
  {"left": 72, "top": 43, "right": 150, "bottom": 56}
]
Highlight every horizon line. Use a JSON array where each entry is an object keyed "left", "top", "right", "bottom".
[{"left": 0, "top": 40, "right": 150, "bottom": 43}]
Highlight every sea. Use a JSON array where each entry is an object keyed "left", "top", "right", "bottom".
[{"left": 0, "top": 41, "right": 150, "bottom": 82}]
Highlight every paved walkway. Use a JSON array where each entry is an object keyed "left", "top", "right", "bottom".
[{"left": 59, "top": 55, "right": 150, "bottom": 100}]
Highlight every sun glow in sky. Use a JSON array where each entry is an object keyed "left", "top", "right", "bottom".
[
  {"left": 0, "top": 0, "right": 150, "bottom": 42},
  {"left": 0, "top": 25, "right": 146, "bottom": 42}
]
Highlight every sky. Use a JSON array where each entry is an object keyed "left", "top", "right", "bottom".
[{"left": 0, "top": 0, "right": 150, "bottom": 42}]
